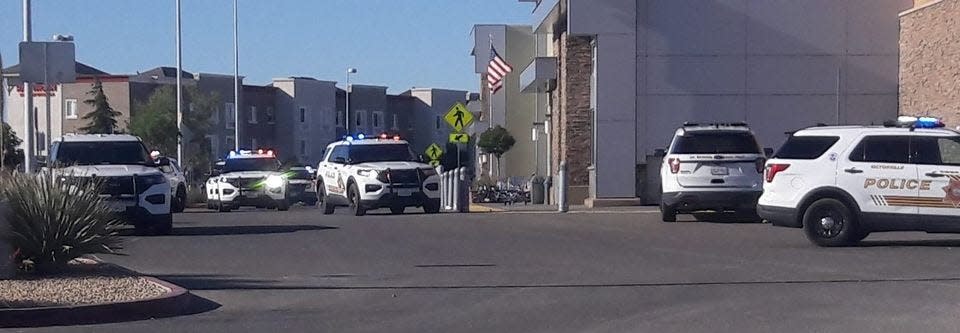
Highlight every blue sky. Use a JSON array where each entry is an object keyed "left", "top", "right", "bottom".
[{"left": 0, "top": 1, "right": 534, "bottom": 93}]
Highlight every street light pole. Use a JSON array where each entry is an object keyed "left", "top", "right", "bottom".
[
  {"left": 175, "top": 0, "right": 183, "bottom": 165},
  {"left": 233, "top": 0, "right": 240, "bottom": 151},
  {"left": 22, "top": 0, "right": 34, "bottom": 173},
  {"left": 345, "top": 68, "right": 356, "bottom": 135}
]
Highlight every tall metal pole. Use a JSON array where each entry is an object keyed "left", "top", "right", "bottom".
[
  {"left": 43, "top": 43, "right": 51, "bottom": 157},
  {"left": 1, "top": 50, "right": 5, "bottom": 170},
  {"left": 345, "top": 71, "right": 351, "bottom": 135},
  {"left": 176, "top": 0, "right": 183, "bottom": 165},
  {"left": 22, "top": 0, "right": 34, "bottom": 173},
  {"left": 233, "top": 0, "right": 240, "bottom": 151}
]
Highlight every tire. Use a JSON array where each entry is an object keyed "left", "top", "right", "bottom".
[
  {"left": 423, "top": 200, "right": 441, "bottom": 214},
  {"left": 277, "top": 199, "right": 290, "bottom": 211},
  {"left": 153, "top": 214, "right": 173, "bottom": 235},
  {"left": 390, "top": 206, "right": 405, "bottom": 215},
  {"left": 802, "top": 198, "right": 860, "bottom": 247},
  {"left": 348, "top": 183, "right": 366, "bottom": 216},
  {"left": 660, "top": 203, "right": 677, "bottom": 222},
  {"left": 317, "top": 182, "right": 336, "bottom": 215},
  {"left": 172, "top": 186, "right": 187, "bottom": 213},
  {"left": 218, "top": 201, "right": 232, "bottom": 213}
]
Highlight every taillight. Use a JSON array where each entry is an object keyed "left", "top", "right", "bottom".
[
  {"left": 755, "top": 158, "right": 766, "bottom": 174},
  {"left": 765, "top": 164, "right": 790, "bottom": 183},
  {"left": 668, "top": 158, "right": 681, "bottom": 174}
]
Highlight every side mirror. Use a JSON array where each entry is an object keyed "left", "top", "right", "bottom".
[
  {"left": 764, "top": 148, "right": 774, "bottom": 157},
  {"left": 156, "top": 157, "right": 172, "bottom": 167},
  {"left": 333, "top": 157, "right": 347, "bottom": 164},
  {"left": 653, "top": 149, "right": 666, "bottom": 157}
]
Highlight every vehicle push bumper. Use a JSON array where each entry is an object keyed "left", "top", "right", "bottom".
[
  {"left": 661, "top": 190, "right": 762, "bottom": 213},
  {"left": 758, "top": 204, "right": 801, "bottom": 228}
]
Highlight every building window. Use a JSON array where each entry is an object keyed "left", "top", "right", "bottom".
[
  {"left": 251, "top": 138, "right": 258, "bottom": 150},
  {"left": 65, "top": 99, "right": 78, "bottom": 119},
  {"left": 392, "top": 114, "right": 398, "bottom": 130},
  {"left": 225, "top": 103, "right": 236, "bottom": 129},
  {"left": 356, "top": 110, "right": 365, "bottom": 127},
  {"left": 436, "top": 116, "right": 442, "bottom": 129},
  {"left": 265, "top": 107, "right": 275, "bottom": 124},
  {"left": 299, "top": 107, "right": 306, "bottom": 123},
  {"left": 300, "top": 140, "right": 307, "bottom": 155},
  {"left": 249, "top": 106, "right": 258, "bottom": 124},
  {"left": 336, "top": 111, "right": 344, "bottom": 127},
  {"left": 225, "top": 136, "right": 236, "bottom": 151},
  {"left": 372, "top": 112, "right": 382, "bottom": 129}
]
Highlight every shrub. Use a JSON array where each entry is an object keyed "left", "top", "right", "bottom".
[{"left": 0, "top": 172, "right": 124, "bottom": 274}]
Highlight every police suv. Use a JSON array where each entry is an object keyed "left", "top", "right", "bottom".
[
  {"left": 315, "top": 134, "right": 441, "bottom": 216},
  {"left": 206, "top": 149, "right": 290, "bottom": 212},
  {"left": 47, "top": 134, "right": 173, "bottom": 235},
  {"left": 659, "top": 122, "right": 767, "bottom": 222},
  {"left": 759, "top": 117, "right": 960, "bottom": 246}
]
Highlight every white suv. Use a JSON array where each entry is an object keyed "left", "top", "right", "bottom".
[
  {"left": 660, "top": 123, "right": 767, "bottom": 222},
  {"left": 205, "top": 150, "right": 289, "bottom": 212},
  {"left": 47, "top": 134, "right": 173, "bottom": 235},
  {"left": 315, "top": 135, "right": 441, "bottom": 216},
  {"left": 759, "top": 117, "right": 960, "bottom": 246}
]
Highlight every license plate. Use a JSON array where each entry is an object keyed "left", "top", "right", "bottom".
[
  {"left": 711, "top": 167, "right": 729, "bottom": 176},
  {"left": 397, "top": 189, "right": 416, "bottom": 197},
  {"left": 244, "top": 192, "right": 259, "bottom": 198},
  {"left": 106, "top": 201, "right": 133, "bottom": 212}
]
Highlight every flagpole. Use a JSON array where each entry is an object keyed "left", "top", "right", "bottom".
[{"left": 487, "top": 34, "right": 495, "bottom": 178}]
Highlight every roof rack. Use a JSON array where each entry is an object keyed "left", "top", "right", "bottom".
[{"left": 682, "top": 122, "right": 748, "bottom": 128}]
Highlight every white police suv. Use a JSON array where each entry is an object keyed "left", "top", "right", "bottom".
[
  {"left": 759, "top": 117, "right": 960, "bottom": 246},
  {"left": 659, "top": 122, "right": 767, "bottom": 222},
  {"left": 47, "top": 134, "right": 173, "bottom": 235},
  {"left": 206, "top": 149, "right": 290, "bottom": 212},
  {"left": 315, "top": 134, "right": 441, "bottom": 216}
]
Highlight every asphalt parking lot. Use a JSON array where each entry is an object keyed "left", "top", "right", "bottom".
[{"left": 16, "top": 206, "right": 960, "bottom": 333}]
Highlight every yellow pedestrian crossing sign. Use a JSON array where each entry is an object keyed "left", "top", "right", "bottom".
[
  {"left": 424, "top": 143, "right": 443, "bottom": 161},
  {"left": 449, "top": 133, "right": 469, "bottom": 144},
  {"left": 428, "top": 160, "right": 441, "bottom": 167},
  {"left": 444, "top": 102, "right": 473, "bottom": 132}
]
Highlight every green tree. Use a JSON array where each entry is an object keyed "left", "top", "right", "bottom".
[
  {"left": 128, "top": 87, "right": 178, "bottom": 156},
  {"left": 79, "top": 77, "right": 122, "bottom": 134},
  {"left": 476, "top": 125, "right": 516, "bottom": 175},
  {"left": 1, "top": 122, "right": 23, "bottom": 170}
]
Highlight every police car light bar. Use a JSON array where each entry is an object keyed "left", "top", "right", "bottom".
[{"left": 894, "top": 116, "right": 945, "bottom": 129}]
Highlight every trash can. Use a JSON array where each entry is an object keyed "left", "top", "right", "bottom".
[{"left": 530, "top": 176, "right": 545, "bottom": 205}]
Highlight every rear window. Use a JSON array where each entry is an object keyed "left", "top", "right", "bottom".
[
  {"left": 774, "top": 136, "right": 839, "bottom": 160},
  {"left": 671, "top": 132, "right": 760, "bottom": 154}
]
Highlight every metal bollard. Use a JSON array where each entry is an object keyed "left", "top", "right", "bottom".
[
  {"left": 452, "top": 168, "right": 460, "bottom": 212},
  {"left": 458, "top": 167, "right": 470, "bottom": 213},
  {"left": 444, "top": 171, "right": 453, "bottom": 210},
  {"left": 557, "top": 161, "right": 568, "bottom": 213}
]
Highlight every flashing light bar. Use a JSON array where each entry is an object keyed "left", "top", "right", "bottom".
[
  {"left": 228, "top": 149, "right": 276, "bottom": 158},
  {"left": 897, "top": 116, "right": 945, "bottom": 129}
]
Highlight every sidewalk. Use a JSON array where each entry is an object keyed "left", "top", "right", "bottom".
[{"left": 468, "top": 203, "right": 658, "bottom": 214}]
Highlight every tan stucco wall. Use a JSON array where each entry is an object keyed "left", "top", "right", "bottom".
[{"left": 900, "top": 0, "right": 960, "bottom": 126}]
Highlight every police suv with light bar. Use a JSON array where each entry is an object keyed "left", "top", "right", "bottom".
[
  {"left": 206, "top": 149, "right": 290, "bottom": 212},
  {"left": 315, "top": 134, "right": 441, "bottom": 216},
  {"left": 759, "top": 116, "right": 960, "bottom": 246}
]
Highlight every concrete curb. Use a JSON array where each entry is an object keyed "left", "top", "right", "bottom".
[{"left": 0, "top": 265, "right": 193, "bottom": 328}]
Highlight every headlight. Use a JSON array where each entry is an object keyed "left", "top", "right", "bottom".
[
  {"left": 357, "top": 169, "right": 378, "bottom": 178},
  {"left": 265, "top": 175, "right": 285, "bottom": 189},
  {"left": 136, "top": 174, "right": 168, "bottom": 187},
  {"left": 420, "top": 168, "right": 438, "bottom": 177}
]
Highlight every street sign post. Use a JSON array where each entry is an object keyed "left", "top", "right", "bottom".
[{"left": 424, "top": 143, "right": 443, "bottom": 166}]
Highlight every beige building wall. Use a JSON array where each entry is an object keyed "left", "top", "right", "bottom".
[{"left": 900, "top": 0, "right": 960, "bottom": 126}]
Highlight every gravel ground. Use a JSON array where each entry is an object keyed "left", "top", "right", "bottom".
[{"left": 0, "top": 261, "right": 168, "bottom": 308}]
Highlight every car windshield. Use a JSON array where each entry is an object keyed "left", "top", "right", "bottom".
[
  {"left": 349, "top": 144, "right": 416, "bottom": 163},
  {"left": 223, "top": 157, "right": 280, "bottom": 172},
  {"left": 671, "top": 132, "right": 761, "bottom": 154},
  {"left": 54, "top": 141, "right": 152, "bottom": 166}
]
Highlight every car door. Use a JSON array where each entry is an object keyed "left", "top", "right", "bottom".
[
  {"left": 321, "top": 146, "right": 349, "bottom": 199},
  {"left": 913, "top": 135, "right": 960, "bottom": 232},
  {"left": 838, "top": 135, "right": 919, "bottom": 230}
]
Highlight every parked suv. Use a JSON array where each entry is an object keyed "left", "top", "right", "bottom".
[
  {"left": 660, "top": 123, "right": 766, "bottom": 222},
  {"left": 285, "top": 165, "right": 318, "bottom": 206},
  {"left": 759, "top": 117, "right": 960, "bottom": 246},
  {"left": 47, "top": 134, "right": 173, "bottom": 235},
  {"left": 205, "top": 150, "right": 289, "bottom": 212},
  {"left": 315, "top": 135, "right": 441, "bottom": 216}
]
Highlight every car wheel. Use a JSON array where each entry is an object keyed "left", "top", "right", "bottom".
[
  {"left": 173, "top": 186, "right": 187, "bottom": 213},
  {"left": 660, "top": 202, "right": 677, "bottom": 222},
  {"left": 348, "top": 183, "right": 366, "bottom": 216},
  {"left": 218, "top": 201, "right": 232, "bottom": 213},
  {"left": 423, "top": 200, "right": 441, "bottom": 214},
  {"left": 390, "top": 206, "right": 405, "bottom": 215},
  {"left": 277, "top": 199, "right": 290, "bottom": 211},
  {"left": 802, "top": 198, "right": 859, "bottom": 247},
  {"left": 153, "top": 214, "right": 173, "bottom": 235}
]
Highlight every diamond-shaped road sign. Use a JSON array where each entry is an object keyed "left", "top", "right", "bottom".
[
  {"left": 444, "top": 102, "right": 473, "bottom": 132},
  {"left": 449, "top": 133, "right": 469, "bottom": 144},
  {"left": 428, "top": 160, "right": 441, "bottom": 167},
  {"left": 424, "top": 143, "right": 443, "bottom": 161}
]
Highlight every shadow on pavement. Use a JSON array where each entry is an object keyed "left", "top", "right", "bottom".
[
  {"left": 120, "top": 225, "right": 337, "bottom": 237},
  {"left": 691, "top": 213, "right": 763, "bottom": 224},
  {"left": 857, "top": 239, "right": 960, "bottom": 247}
]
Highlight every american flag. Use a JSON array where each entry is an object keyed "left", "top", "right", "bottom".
[{"left": 486, "top": 45, "right": 513, "bottom": 94}]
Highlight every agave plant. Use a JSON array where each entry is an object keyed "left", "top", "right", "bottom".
[{"left": 0, "top": 172, "right": 123, "bottom": 274}]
